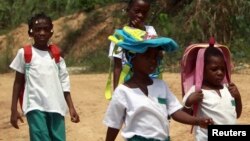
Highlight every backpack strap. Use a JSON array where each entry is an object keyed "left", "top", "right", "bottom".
[
  {"left": 19, "top": 45, "right": 32, "bottom": 109},
  {"left": 49, "top": 44, "right": 61, "bottom": 64},
  {"left": 105, "top": 58, "right": 113, "bottom": 100},
  {"left": 23, "top": 45, "right": 32, "bottom": 63},
  {"left": 23, "top": 44, "right": 61, "bottom": 63},
  {"left": 19, "top": 44, "right": 61, "bottom": 109},
  {"left": 105, "top": 44, "right": 125, "bottom": 100},
  {"left": 118, "top": 63, "right": 131, "bottom": 84}
]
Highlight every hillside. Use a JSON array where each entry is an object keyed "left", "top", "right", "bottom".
[
  {"left": 0, "top": 12, "right": 86, "bottom": 54},
  {"left": 1, "top": 1, "right": 249, "bottom": 73},
  {"left": 0, "top": 3, "right": 126, "bottom": 72}
]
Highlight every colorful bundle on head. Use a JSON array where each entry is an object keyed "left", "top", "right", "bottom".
[
  {"left": 108, "top": 26, "right": 178, "bottom": 53},
  {"left": 105, "top": 26, "right": 179, "bottom": 100},
  {"left": 109, "top": 26, "right": 179, "bottom": 81}
]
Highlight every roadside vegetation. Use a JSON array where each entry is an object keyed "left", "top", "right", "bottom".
[{"left": 0, "top": 0, "right": 249, "bottom": 73}]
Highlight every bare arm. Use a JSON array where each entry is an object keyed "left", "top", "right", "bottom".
[
  {"left": 235, "top": 96, "right": 242, "bottom": 118},
  {"left": 64, "top": 92, "right": 80, "bottom": 123},
  {"left": 228, "top": 83, "right": 242, "bottom": 118},
  {"left": 105, "top": 127, "right": 120, "bottom": 141},
  {"left": 171, "top": 109, "right": 213, "bottom": 128},
  {"left": 183, "top": 91, "right": 203, "bottom": 115},
  {"left": 10, "top": 71, "right": 24, "bottom": 129},
  {"left": 184, "top": 91, "right": 203, "bottom": 108},
  {"left": 113, "top": 57, "right": 122, "bottom": 90}
]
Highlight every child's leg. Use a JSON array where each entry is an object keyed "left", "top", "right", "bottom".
[
  {"left": 47, "top": 112, "right": 65, "bottom": 141},
  {"left": 26, "top": 110, "right": 50, "bottom": 141}
]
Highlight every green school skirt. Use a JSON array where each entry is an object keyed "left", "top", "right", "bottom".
[
  {"left": 128, "top": 135, "right": 170, "bottom": 141},
  {"left": 26, "top": 110, "right": 65, "bottom": 141}
]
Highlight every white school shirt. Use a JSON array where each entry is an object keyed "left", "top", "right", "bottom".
[
  {"left": 108, "top": 25, "right": 157, "bottom": 63},
  {"left": 183, "top": 85, "right": 237, "bottom": 141},
  {"left": 103, "top": 79, "right": 183, "bottom": 140},
  {"left": 9, "top": 46, "right": 70, "bottom": 116}
]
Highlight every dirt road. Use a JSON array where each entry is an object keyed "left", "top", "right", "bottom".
[{"left": 0, "top": 72, "right": 249, "bottom": 141}]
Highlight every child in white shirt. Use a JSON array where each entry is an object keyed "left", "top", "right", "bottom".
[
  {"left": 9, "top": 12, "right": 80, "bottom": 141},
  {"left": 104, "top": 26, "right": 213, "bottom": 141},
  {"left": 108, "top": 0, "right": 158, "bottom": 90},
  {"left": 182, "top": 41, "right": 242, "bottom": 141}
]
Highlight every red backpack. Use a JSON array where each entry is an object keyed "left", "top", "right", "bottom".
[{"left": 19, "top": 44, "right": 61, "bottom": 109}]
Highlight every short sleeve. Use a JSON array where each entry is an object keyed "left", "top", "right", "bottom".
[
  {"left": 182, "top": 86, "right": 195, "bottom": 105},
  {"left": 108, "top": 42, "right": 123, "bottom": 59},
  {"left": 103, "top": 88, "right": 126, "bottom": 129},
  {"left": 9, "top": 48, "right": 25, "bottom": 74},
  {"left": 145, "top": 26, "right": 158, "bottom": 36},
  {"left": 58, "top": 57, "right": 70, "bottom": 92},
  {"left": 164, "top": 82, "right": 183, "bottom": 115}
]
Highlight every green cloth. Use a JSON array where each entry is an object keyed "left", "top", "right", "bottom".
[
  {"left": 26, "top": 110, "right": 65, "bottom": 141},
  {"left": 128, "top": 135, "right": 170, "bottom": 141}
]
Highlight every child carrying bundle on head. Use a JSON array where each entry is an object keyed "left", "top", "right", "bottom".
[{"left": 103, "top": 26, "right": 214, "bottom": 141}]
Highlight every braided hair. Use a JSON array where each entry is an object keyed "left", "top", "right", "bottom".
[{"left": 28, "top": 12, "right": 53, "bottom": 35}]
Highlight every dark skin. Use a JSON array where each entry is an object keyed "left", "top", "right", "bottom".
[
  {"left": 10, "top": 18, "right": 79, "bottom": 129},
  {"left": 113, "top": 58, "right": 122, "bottom": 89},
  {"left": 185, "top": 55, "right": 242, "bottom": 118},
  {"left": 127, "top": 0, "right": 150, "bottom": 29},
  {"left": 30, "top": 19, "right": 53, "bottom": 50},
  {"left": 113, "top": 0, "right": 150, "bottom": 89},
  {"left": 105, "top": 48, "right": 213, "bottom": 141},
  {"left": 10, "top": 72, "right": 25, "bottom": 129}
]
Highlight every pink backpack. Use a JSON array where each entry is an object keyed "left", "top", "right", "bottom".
[{"left": 180, "top": 38, "right": 233, "bottom": 131}]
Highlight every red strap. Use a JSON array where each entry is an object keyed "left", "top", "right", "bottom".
[
  {"left": 23, "top": 44, "right": 61, "bottom": 63},
  {"left": 19, "top": 45, "right": 32, "bottom": 109},
  {"left": 23, "top": 45, "right": 32, "bottom": 63},
  {"left": 20, "top": 44, "right": 61, "bottom": 109},
  {"left": 49, "top": 44, "right": 61, "bottom": 63}
]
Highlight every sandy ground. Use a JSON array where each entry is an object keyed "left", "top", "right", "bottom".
[{"left": 0, "top": 72, "right": 249, "bottom": 141}]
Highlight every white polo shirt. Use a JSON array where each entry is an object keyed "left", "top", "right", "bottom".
[
  {"left": 103, "top": 79, "right": 183, "bottom": 140},
  {"left": 183, "top": 85, "right": 237, "bottom": 141},
  {"left": 10, "top": 47, "right": 70, "bottom": 116}
]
